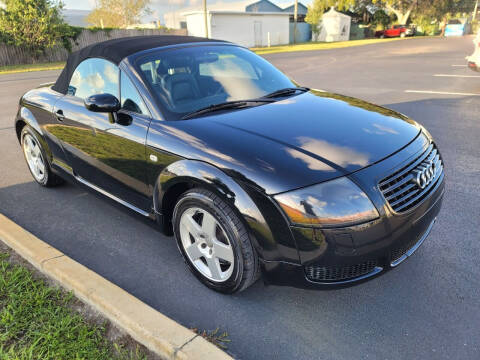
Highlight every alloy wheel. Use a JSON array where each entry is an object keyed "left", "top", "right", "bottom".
[
  {"left": 179, "top": 207, "right": 235, "bottom": 282},
  {"left": 23, "top": 134, "right": 46, "bottom": 182}
]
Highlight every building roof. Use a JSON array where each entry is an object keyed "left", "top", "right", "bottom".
[
  {"left": 322, "top": 7, "right": 351, "bottom": 18},
  {"left": 164, "top": 0, "right": 297, "bottom": 25},
  {"left": 52, "top": 35, "right": 226, "bottom": 94},
  {"left": 164, "top": 0, "right": 251, "bottom": 20},
  {"left": 183, "top": 10, "right": 291, "bottom": 16},
  {"left": 282, "top": 2, "right": 308, "bottom": 14},
  {"left": 246, "top": 0, "right": 282, "bottom": 12}
]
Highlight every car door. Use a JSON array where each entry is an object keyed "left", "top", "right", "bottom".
[
  {"left": 52, "top": 58, "right": 151, "bottom": 211},
  {"left": 91, "top": 70, "right": 152, "bottom": 211},
  {"left": 52, "top": 58, "right": 118, "bottom": 188}
]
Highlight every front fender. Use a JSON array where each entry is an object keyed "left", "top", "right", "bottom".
[{"left": 155, "top": 160, "right": 300, "bottom": 263}]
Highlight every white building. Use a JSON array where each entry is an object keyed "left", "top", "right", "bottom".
[
  {"left": 164, "top": 1, "right": 251, "bottom": 29},
  {"left": 184, "top": 11, "right": 290, "bottom": 47},
  {"left": 316, "top": 8, "right": 351, "bottom": 42}
]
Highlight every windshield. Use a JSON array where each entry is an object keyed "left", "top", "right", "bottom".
[{"left": 136, "top": 44, "right": 295, "bottom": 120}]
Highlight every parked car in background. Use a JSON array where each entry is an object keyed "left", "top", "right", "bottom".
[
  {"left": 405, "top": 25, "right": 417, "bottom": 36},
  {"left": 445, "top": 19, "right": 466, "bottom": 36},
  {"left": 375, "top": 24, "right": 416, "bottom": 38},
  {"left": 14, "top": 35, "right": 444, "bottom": 293},
  {"left": 466, "top": 30, "right": 480, "bottom": 71}
]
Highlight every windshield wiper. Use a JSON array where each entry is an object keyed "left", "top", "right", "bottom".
[
  {"left": 180, "top": 88, "right": 308, "bottom": 120},
  {"left": 262, "top": 87, "right": 310, "bottom": 99},
  {"left": 181, "top": 99, "right": 274, "bottom": 120}
]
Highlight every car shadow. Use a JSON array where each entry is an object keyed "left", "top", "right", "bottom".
[{"left": 0, "top": 179, "right": 476, "bottom": 360}]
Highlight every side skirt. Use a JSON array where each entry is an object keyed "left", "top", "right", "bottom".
[
  {"left": 51, "top": 157, "right": 155, "bottom": 219},
  {"left": 75, "top": 175, "right": 153, "bottom": 218},
  {"left": 51, "top": 159, "right": 173, "bottom": 233}
]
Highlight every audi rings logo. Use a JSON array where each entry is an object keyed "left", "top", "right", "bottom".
[{"left": 412, "top": 160, "right": 436, "bottom": 189}]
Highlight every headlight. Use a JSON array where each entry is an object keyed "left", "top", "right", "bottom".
[{"left": 274, "top": 177, "right": 379, "bottom": 227}]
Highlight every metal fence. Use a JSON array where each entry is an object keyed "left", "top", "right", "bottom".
[{"left": 0, "top": 28, "right": 188, "bottom": 66}]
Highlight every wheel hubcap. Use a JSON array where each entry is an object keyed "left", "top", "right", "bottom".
[
  {"left": 179, "top": 207, "right": 235, "bottom": 282},
  {"left": 23, "top": 134, "right": 46, "bottom": 182}
]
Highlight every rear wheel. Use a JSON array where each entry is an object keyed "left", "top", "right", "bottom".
[
  {"left": 21, "top": 126, "right": 64, "bottom": 187},
  {"left": 173, "top": 188, "right": 259, "bottom": 293}
]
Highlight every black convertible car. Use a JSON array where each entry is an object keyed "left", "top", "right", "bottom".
[{"left": 15, "top": 36, "right": 444, "bottom": 293}]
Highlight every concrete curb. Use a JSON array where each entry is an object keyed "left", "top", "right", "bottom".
[{"left": 0, "top": 213, "right": 233, "bottom": 360}]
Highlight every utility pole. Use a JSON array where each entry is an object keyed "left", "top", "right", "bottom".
[
  {"left": 203, "top": 0, "right": 209, "bottom": 38},
  {"left": 293, "top": 0, "right": 298, "bottom": 44}
]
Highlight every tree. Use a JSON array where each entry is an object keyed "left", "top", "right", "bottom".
[
  {"left": 87, "top": 0, "right": 151, "bottom": 28},
  {"left": 305, "top": 0, "right": 356, "bottom": 40},
  {"left": 412, "top": 0, "right": 474, "bottom": 35},
  {"left": 416, "top": 0, "right": 474, "bottom": 19},
  {"left": 372, "top": 9, "right": 392, "bottom": 29},
  {"left": 0, "top": 0, "right": 67, "bottom": 54},
  {"left": 372, "top": 0, "right": 418, "bottom": 24},
  {"left": 305, "top": 0, "right": 325, "bottom": 40}
]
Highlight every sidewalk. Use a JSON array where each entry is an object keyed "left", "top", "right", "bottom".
[{"left": 0, "top": 213, "right": 233, "bottom": 360}]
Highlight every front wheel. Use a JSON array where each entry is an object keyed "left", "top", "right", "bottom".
[{"left": 173, "top": 188, "right": 260, "bottom": 293}]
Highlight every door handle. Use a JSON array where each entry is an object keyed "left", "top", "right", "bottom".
[{"left": 55, "top": 110, "right": 65, "bottom": 122}]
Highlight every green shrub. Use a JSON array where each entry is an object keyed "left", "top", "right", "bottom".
[
  {"left": 413, "top": 15, "right": 440, "bottom": 36},
  {"left": 0, "top": 0, "right": 67, "bottom": 56}
]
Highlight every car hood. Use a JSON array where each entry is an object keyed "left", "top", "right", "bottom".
[{"left": 150, "top": 90, "right": 421, "bottom": 194}]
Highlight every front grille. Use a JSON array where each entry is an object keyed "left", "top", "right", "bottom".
[
  {"left": 305, "top": 260, "right": 378, "bottom": 282},
  {"left": 379, "top": 143, "right": 443, "bottom": 213}
]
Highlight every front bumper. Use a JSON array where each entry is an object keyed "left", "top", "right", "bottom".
[{"left": 261, "top": 133, "right": 445, "bottom": 289}]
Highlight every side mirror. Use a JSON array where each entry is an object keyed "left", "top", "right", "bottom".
[{"left": 84, "top": 94, "right": 120, "bottom": 113}]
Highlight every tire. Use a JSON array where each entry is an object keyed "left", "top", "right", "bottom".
[
  {"left": 21, "top": 126, "right": 64, "bottom": 187},
  {"left": 173, "top": 188, "right": 260, "bottom": 293}
]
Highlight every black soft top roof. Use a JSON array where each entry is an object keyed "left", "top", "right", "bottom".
[{"left": 52, "top": 35, "right": 227, "bottom": 94}]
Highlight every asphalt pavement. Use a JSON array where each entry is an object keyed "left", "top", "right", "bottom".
[{"left": 0, "top": 37, "right": 479, "bottom": 359}]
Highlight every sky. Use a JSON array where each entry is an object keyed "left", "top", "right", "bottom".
[{"left": 62, "top": 0, "right": 312, "bottom": 24}]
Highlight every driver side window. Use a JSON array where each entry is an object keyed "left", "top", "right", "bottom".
[{"left": 68, "top": 58, "right": 119, "bottom": 100}]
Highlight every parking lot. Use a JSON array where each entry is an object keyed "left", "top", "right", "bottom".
[{"left": 0, "top": 36, "right": 479, "bottom": 359}]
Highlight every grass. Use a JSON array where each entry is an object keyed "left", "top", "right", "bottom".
[
  {"left": 251, "top": 36, "right": 420, "bottom": 55},
  {"left": 0, "top": 36, "right": 428, "bottom": 74},
  {"left": 0, "top": 62, "right": 64, "bottom": 75},
  {"left": 0, "top": 251, "right": 147, "bottom": 360},
  {"left": 192, "top": 328, "right": 231, "bottom": 350}
]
